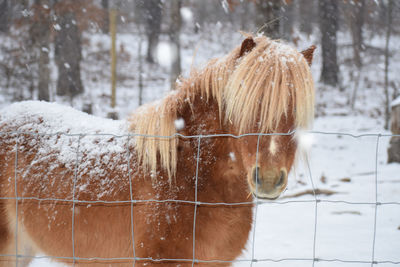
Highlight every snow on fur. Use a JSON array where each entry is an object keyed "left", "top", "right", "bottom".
[{"left": 0, "top": 101, "right": 133, "bottom": 199}]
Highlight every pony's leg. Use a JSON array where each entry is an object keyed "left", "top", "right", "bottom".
[
  {"left": 0, "top": 229, "right": 34, "bottom": 267},
  {"left": 0, "top": 208, "right": 34, "bottom": 267},
  {"left": 0, "top": 222, "right": 16, "bottom": 267},
  {"left": 0, "top": 202, "right": 14, "bottom": 267}
]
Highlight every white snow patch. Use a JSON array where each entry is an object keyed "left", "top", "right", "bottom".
[
  {"left": 391, "top": 96, "right": 400, "bottom": 108},
  {"left": 174, "top": 118, "right": 185, "bottom": 131},
  {"left": 53, "top": 24, "right": 61, "bottom": 31},
  {"left": 221, "top": 0, "right": 229, "bottom": 14},
  {"left": 0, "top": 101, "right": 132, "bottom": 200},
  {"left": 29, "top": 257, "right": 67, "bottom": 267},
  {"left": 156, "top": 42, "right": 177, "bottom": 68},
  {"left": 180, "top": 7, "right": 193, "bottom": 22},
  {"left": 229, "top": 152, "right": 236, "bottom": 162},
  {"left": 41, "top": 47, "right": 49, "bottom": 53},
  {"left": 296, "top": 130, "right": 315, "bottom": 153}
]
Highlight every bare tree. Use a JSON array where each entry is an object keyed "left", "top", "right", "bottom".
[
  {"left": 169, "top": 0, "right": 182, "bottom": 90},
  {"left": 54, "top": 0, "right": 84, "bottom": 98},
  {"left": 384, "top": 0, "right": 393, "bottom": 130},
  {"left": 101, "top": 0, "right": 109, "bottom": 33},
  {"left": 344, "top": 0, "right": 365, "bottom": 110},
  {"left": 138, "top": 0, "right": 163, "bottom": 63},
  {"left": 297, "top": 0, "right": 315, "bottom": 35},
  {"left": 138, "top": 32, "right": 144, "bottom": 106},
  {"left": 319, "top": 0, "right": 339, "bottom": 86},
  {"left": 348, "top": 0, "right": 365, "bottom": 69},
  {"left": 0, "top": 0, "right": 9, "bottom": 33},
  {"left": 254, "top": 0, "right": 281, "bottom": 38},
  {"left": 30, "top": 0, "right": 51, "bottom": 101},
  {"left": 280, "top": 1, "right": 294, "bottom": 41}
]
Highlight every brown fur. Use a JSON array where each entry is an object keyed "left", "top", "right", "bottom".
[
  {"left": 301, "top": 45, "right": 317, "bottom": 66},
  {"left": 132, "top": 35, "right": 315, "bottom": 180},
  {"left": 0, "top": 36, "right": 315, "bottom": 266}
]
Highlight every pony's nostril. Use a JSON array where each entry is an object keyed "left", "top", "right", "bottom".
[
  {"left": 276, "top": 170, "right": 286, "bottom": 187},
  {"left": 252, "top": 167, "right": 261, "bottom": 185}
]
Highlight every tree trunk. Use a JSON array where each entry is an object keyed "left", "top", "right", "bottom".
[
  {"left": 37, "top": 39, "right": 50, "bottom": 101},
  {"left": 31, "top": 0, "right": 51, "bottom": 101},
  {"left": 280, "top": 1, "right": 294, "bottom": 41},
  {"left": 0, "top": 0, "right": 9, "bottom": 33},
  {"left": 239, "top": 1, "right": 250, "bottom": 31},
  {"left": 140, "top": 0, "right": 162, "bottom": 63},
  {"left": 297, "top": 0, "right": 314, "bottom": 35},
  {"left": 192, "top": 1, "right": 206, "bottom": 33},
  {"left": 109, "top": 8, "right": 117, "bottom": 110},
  {"left": 388, "top": 102, "right": 400, "bottom": 163},
  {"left": 349, "top": 0, "right": 365, "bottom": 69},
  {"left": 319, "top": 0, "right": 339, "bottom": 86},
  {"left": 254, "top": 0, "right": 281, "bottom": 39},
  {"left": 384, "top": 0, "right": 393, "bottom": 130},
  {"left": 101, "top": 0, "right": 109, "bottom": 34},
  {"left": 169, "top": 0, "right": 182, "bottom": 90},
  {"left": 54, "top": 1, "right": 84, "bottom": 98},
  {"left": 138, "top": 32, "right": 144, "bottom": 106}
]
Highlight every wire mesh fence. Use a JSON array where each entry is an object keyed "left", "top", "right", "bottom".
[{"left": 0, "top": 130, "right": 400, "bottom": 266}]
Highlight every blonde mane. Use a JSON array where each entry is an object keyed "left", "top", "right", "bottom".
[{"left": 130, "top": 35, "right": 315, "bottom": 179}]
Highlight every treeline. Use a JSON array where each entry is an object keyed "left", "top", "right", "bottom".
[{"left": 0, "top": 0, "right": 398, "bottom": 122}]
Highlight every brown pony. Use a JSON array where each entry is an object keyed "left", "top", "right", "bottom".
[{"left": 0, "top": 35, "right": 315, "bottom": 266}]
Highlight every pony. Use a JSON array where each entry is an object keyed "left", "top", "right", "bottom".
[{"left": 0, "top": 35, "right": 315, "bottom": 266}]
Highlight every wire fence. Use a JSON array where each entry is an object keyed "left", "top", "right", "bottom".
[{"left": 1, "top": 130, "right": 400, "bottom": 266}]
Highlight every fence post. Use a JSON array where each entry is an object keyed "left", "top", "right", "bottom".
[{"left": 388, "top": 97, "right": 400, "bottom": 163}]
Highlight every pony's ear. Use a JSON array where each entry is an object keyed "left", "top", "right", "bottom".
[
  {"left": 300, "top": 45, "right": 316, "bottom": 66},
  {"left": 239, "top": 37, "right": 256, "bottom": 57}
]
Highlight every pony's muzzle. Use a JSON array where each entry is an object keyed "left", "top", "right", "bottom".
[{"left": 250, "top": 167, "right": 288, "bottom": 199}]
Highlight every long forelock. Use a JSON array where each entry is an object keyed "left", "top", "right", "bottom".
[
  {"left": 129, "top": 35, "right": 315, "bottom": 180},
  {"left": 223, "top": 37, "right": 315, "bottom": 134}
]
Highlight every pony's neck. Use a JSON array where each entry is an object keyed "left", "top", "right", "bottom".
[
  {"left": 176, "top": 95, "right": 250, "bottom": 203},
  {"left": 177, "top": 94, "right": 225, "bottom": 136}
]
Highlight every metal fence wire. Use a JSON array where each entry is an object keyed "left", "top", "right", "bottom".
[{"left": 1, "top": 130, "right": 400, "bottom": 267}]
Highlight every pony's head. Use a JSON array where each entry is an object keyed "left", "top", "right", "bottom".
[
  {"left": 131, "top": 35, "right": 315, "bottom": 200},
  {"left": 190, "top": 35, "right": 315, "bottom": 199}
]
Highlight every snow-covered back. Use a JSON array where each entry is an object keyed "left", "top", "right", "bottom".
[
  {"left": 0, "top": 101, "right": 127, "bottom": 135},
  {"left": 0, "top": 101, "right": 133, "bottom": 200}
]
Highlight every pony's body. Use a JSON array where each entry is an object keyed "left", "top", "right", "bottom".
[
  {"left": 0, "top": 36, "right": 315, "bottom": 266},
  {"left": 0, "top": 100, "right": 253, "bottom": 267}
]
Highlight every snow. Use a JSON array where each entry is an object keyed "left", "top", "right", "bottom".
[
  {"left": 174, "top": 117, "right": 185, "bottom": 131},
  {"left": 0, "top": 101, "right": 131, "bottom": 200},
  {"left": 221, "top": 0, "right": 230, "bottom": 14},
  {"left": 30, "top": 258, "right": 66, "bottom": 267},
  {"left": 180, "top": 7, "right": 193, "bottom": 22},
  {"left": 156, "top": 41, "right": 176, "bottom": 68},
  {"left": 296, "top": 130, "right": 315, "bottom": 153},
  {"left": 392, "top": 96, "right": 400, "bottom": 108},
  {"left": 0, "top": 101, "right": 127, "bottom": 136},
  {"left": 229, "top": 152, "right": 236, "bottom": 162}
]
